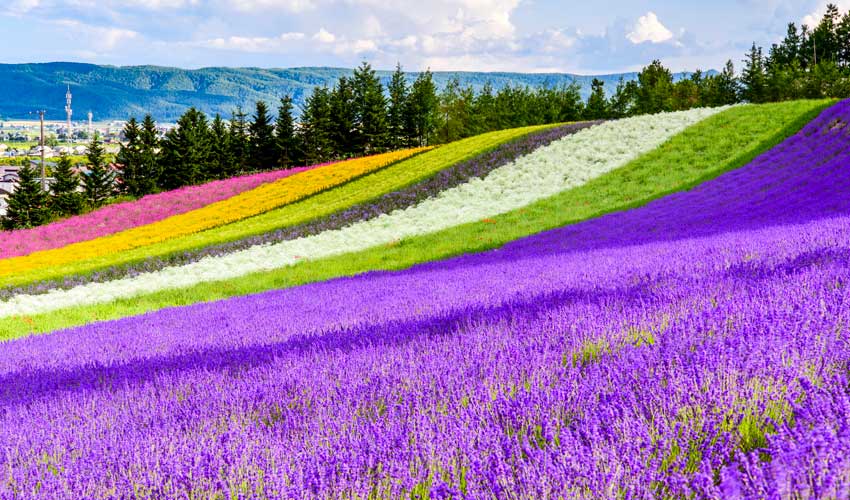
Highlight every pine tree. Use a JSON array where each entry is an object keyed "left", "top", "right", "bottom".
[
  {"left": 275, "top": 95, "right": 301, "bottom": 167},
  {"left": 471, "top": 81, "right": 496, "bottom": 135},
  {"left": 608, "top": 78, "right": 637, "bottom": 118},
  {"left": 837, "top": 11, "right": 850, "bottom": 68},
  {"left": 139, "top": 114, "right": 161, "bottom": 194},
  {"left": 83, "top": 133, "right": 114, "bottom": 208},
  {"left": 228, "top": 107, "right": 249, "bottom": 174},
  {"left": 405, "top": 70, "right": 439, "bottom": 147},
  {"left": 329, "top": 78, "right": 356, "bottom": 156},
  {"left": 2, "top": 164, "right": 50, "bottom": 229},
  {"left": 741, "top": 44, "right": 768, "bottom": 103},
  {"left": 634, "top": 60, "right": 674, "bottom": 114},
  {"left": 249, "top": 101, "right": 277, "bottom": 170},
  {"left": 386, "top": 63, "right": 409, "bottom": 149},
  {"left": 159, "top": 108, "right": 210, "bottom": 190},
  {"left": 299, "top": 87, "right": 334, "bottom": 164},
  {"left": 50, "top": 154, "right": 83, "bottom": 217},
  {"left": 352, "top": 62, "right": 388, "bottom": 153},
  {"left": 116, "top": 117, "right": 147, "bottom": 197},
  {"left": 584, "top": 78, "right": 608, "bottom": 119},
  {"left": 208, "top": 114, "right": 234, "bottom": 179}
]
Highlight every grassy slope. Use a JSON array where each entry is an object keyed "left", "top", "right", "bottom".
[
  {"left": 1, "top": 100, "right": 833, "bottom": 339},
  {"left": 0, "top": 125, "right": 554, "bottom": 289}
]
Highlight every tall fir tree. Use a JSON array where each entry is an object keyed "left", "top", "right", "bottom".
[
  {"left": 405, "top": 70, "right": 439, "bottom": 147},
  {"left": 837, "top": 10, "right": 850, "bottom": 67},
  {"left": 386, "top": 63, "right": 409, "bottom": 149},
  {"left": 584, "top": 78, "right": 609, "bottom": 119},
  {"left": 2, "top": 164, "right": 50, "bottom": 229},
  {"left": 138, "top": 114, "right": 161, "bottom": 194},
  {"left": 741, "top": 43, "right": 768, "bottom": 103},
  {"left": 159, "top": 107, "right": 210, "bottom": 190},
  {"left": 208, "top": 114, "right": 234, "bottom": 179},
  {"left": 116, "top": 117, "right": 147, "bottom": 197},
  {"left": 50, "top": 154, "right": 83, "bottom": 217},
  {"left": 352, "top": 62, "right": 388, "bottom": 153},
  {"left": 83, "top": 132, "right": 114, "bottom": 208},
  {"left": 299, "top": 87, "right": 334, "bottom": 164},
  {"left": 228, "top": 106, "right": 250, "bottom": 174},
  {"left": 275, "top": 95, "right": 301, "bottom": 167},
  {"left": 329, "top": 77, "right": 356, "bottom": 156},
  {"left": 248, "top": 101, "right": 277, "bottom": 170}
]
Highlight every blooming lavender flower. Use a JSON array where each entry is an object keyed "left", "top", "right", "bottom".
[{"left": 0, "top": 101, "right": 848, "bottom": 498}]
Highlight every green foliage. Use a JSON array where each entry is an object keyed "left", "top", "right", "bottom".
[
  {"left": 248, "top": 101, "right": 277, "bottom": 170},
  {"left": 208, "top": 114, "right": 234, "bottom": 179},
  {"left": 387, "top": 64, "right": 409, "bottom": 150},
  {"left": 584, "top": 78, "right": 609, "bottom": 119},
  {"left": 116, "top": 117, "right": 156, "bottom": 197},
  {"left": 82, "top": 133, "right": 114, "bottom": 208},
  {"left": 159, "top": 107, "right": 210, "bottom": 189},
  {"left": 274, "top": 96, "right": 300, "bottom": 168},
  {"left": 228, "top": 106, "right": 249, "bottom": 173},
  {"left": 3, "top": 100, "right": 832, "bottom": 338},
  {"left": 352, "top": 61, "right": 389, "bottom": 153},
  {"left": 2, "top": 164, "right": 50, "bottom": 230},
  {"left": 49, "top": 154, "right": 83, "bottom": 217}
]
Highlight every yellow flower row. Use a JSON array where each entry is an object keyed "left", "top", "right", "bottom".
[{"left": 0, "top": 148, "right": 429, "bottom": 277}]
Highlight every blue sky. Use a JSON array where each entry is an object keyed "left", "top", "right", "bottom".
[{"left": 0, "top": 0, "right": 846, "bottom": 73}]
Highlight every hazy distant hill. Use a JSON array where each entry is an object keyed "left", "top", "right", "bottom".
[{"left": 0, "top": 62, "right": 702, "bottom": 122}]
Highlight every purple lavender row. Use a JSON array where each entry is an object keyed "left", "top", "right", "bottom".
[
  {"left": 0, "top": 101, "right": 849, "bottom": 497},
  {"left": 0, "top": 122, "right": 597, "bottom": 299}
]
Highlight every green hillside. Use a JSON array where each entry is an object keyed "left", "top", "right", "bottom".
[{"left": 0, "top": 62, "right": 702, "bottom": 121}]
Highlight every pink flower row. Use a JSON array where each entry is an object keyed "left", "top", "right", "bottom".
[{"left": 0, "top": 163, "right": 332, "bottom": 260}]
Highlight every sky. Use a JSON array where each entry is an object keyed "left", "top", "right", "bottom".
[{"left": 0, "top": 0, "right": 847, "bottom": 74}]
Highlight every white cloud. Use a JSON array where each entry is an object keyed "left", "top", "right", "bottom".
[
  {"left": 627, "top": 11, "right": 674, "bottom": 44},
  {"left": 226, "top": 0, "right": 316, "bottom": 13},
  {"left": 313, "top": 28, "right": 336, "bottom": 43},
  {"left": 53, "top": 19, "right": 139, "bottom": 50},
  {"left": 197, "top": 32, "right": 305, "bottom": 52},
  {"left": 802, "top": 0, "right": 850, "bottom": 27}
]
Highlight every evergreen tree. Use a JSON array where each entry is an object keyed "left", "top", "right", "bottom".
[
  {"left": 228, "top": 106, "right": 250, "bottom": 174},
  {"left": 82, "top": 133, "right": 114, "bottom": 208},
  {"left": 275, "top": 95, "right": 301, "bottom": 168},
  {"left": 248, "top": 101, "right": 277, "bottom": 170},
  {"left": 715, "top": 60, "right": 741, "bottom": 105},
  {"left": 812, "top": 4, "right": 842, "bottom": 63},
  {"left": 116, "top": 117, "right": 149, "bottom": 197},
  {"left": 386, "top": 63, "right": 409, "bottom": 149},
  {"left": 584, "top": 78, "right": 608, "bottom": 119},
  {"left": 329, "top": 78, "right": 356, "bottom": 156},
  {"left": 634, "top": 60, "right": 674, "bottom": 114},
  {"left": 299, "top": 87, "right": 334, "bottom": 164},
  {"left": 471, "top": 81, "right": 496, "bottom": 135},
  {"left": 837, "top": 10, "right": 850, "bottom": 67},
  {"left": 139, "top": 114, "right": 161, "bottom": 194},
  {"left": 405, "top": 70, "right": 439, "bottom": 147},
  {"left": 741, "top": 44, "right": 768, "bottom": 103},
  {"left": 49, "top": 154, "right": 83, "bottom": 217},
  {"left": 208, "top": 114, "right": 234, "bottom": 179},
  {"left": 608, "top": 78, "right": 637, "bottom": 118},
  {"left": 159, "top": 108, "right": 210, "bottom": 190},
  {"left": 352, "top": 62, "right": 388, "bottom": 153},
  {"left": 2, "top": 164, "right": 50, "bottom": 229}
]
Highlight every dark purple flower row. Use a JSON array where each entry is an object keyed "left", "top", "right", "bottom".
[
  {"left": 0, "top": 122, "right": 597, "bottom": 299},
  {"left": 0, "top": 101, "right": 849, "bottom": 497}
]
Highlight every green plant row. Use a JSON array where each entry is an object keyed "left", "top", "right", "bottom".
[
  {"left": 1, "top": 100, "right": 833, "bottom": 340},
  {"left": 0, "top": 125, "right": 555, "bottom": 289}
]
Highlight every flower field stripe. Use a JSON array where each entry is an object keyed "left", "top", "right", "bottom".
[
  {"left": 0, "top": 100, "right": 830, "bottom": 338},
  {"left": 4, "top": 123, "right": 596, "bottom": 297},
  {"left": 0, "top": 148, "right": 426, "bottom": 279},
  {"left": 0, "top": 126, "right": 551, "bottom": 291},
  {"left": 0, "top": 108, "right": 720, "bottom": 318},
  {"left": 0, "top": 163, "right": 331, "bottom": 259},
  {"left": 0, "top": 97, "right": 849, "bottom": 494}
]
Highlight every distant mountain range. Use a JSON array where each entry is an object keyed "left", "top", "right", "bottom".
[{"left": 0, "top": 62, "right": 704, "bottom": 122}]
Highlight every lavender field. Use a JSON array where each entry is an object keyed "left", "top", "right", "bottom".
[{"left": 1, "top": 101, "right": 848, "bottom": 498}]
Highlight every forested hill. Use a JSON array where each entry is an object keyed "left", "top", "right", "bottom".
[{"left": 0, "top": 62, "right": 701, "bottom": 122}]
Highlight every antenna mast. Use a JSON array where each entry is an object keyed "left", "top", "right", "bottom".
[{"left": 65, "top": 85, "right": 73, "bottom": 142}]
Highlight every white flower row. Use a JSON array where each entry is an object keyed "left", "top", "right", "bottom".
[{"left": 2, "top": 107, "right": 725, "bottom": 318}]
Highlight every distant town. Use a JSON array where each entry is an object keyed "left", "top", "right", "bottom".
[{"left": 0, "top": 87, "right": 176, "bottom": 216}]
